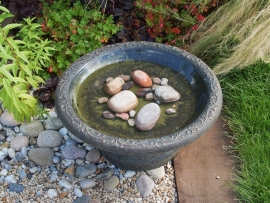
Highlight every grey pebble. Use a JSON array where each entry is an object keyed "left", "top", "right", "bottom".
[
  {"left": 19, "top": 169, "right": 27, "bottom": 179},
  {"left": 79, "top": 179, "right": 96, "bottom": 189},
  {"left": 59, "top": 127, "right": 68, "bottom": 136},
  {"left": 95, "top": 168, "right": 114, "bottom": 181},
  {"left": 15, "top": 152, "right": 25, "bottom": 162},
  {"left": 62, "top": 145, "right": 86, "bottom": 160},
  {"left": 44, "top": 117, "right": 63, "bottom": 130},
  {"left": 66, "top": 138, "right": 77, "bottom": 146},
  {"left": 50, "top": 174, "right": 58, "bottom": 182},
  {"left": 74, "top": 188, "right": 83, "bottom": 197},
  {"left": 13, "top": 127, "right": 20, "bottom": 133},
  {"left": 76, "top": 158, "right": 84, "bottom": 166},
  {"left": 75, "top": 164, "right": 97, "bottom": 178},
  {"left": 37, "top": 130, "right": 63, "bottom": 148},
  {"left": 73, "top": 195, "right": 91, "bottom": 203},
  {"left": 53, "top": 156, "right": 61, "bottom": 164},
  {"left": 20, "top": 121, "right": 44, "bottom": 138}
]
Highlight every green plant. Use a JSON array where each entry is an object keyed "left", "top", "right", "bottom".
[
  {"left": 135, "top": 0, "right": 217, "bottom": 46},
  {"left": 40, "top": 1, "right": 121, "bottom": 73},
  {"left": 0, "top": 5, "right": 54, "bottom": 122}
]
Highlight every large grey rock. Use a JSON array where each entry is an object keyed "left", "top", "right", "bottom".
[
  {"left": 79, "top": 179, "right": 96, "bottom": 189},
  {"left": 75, "top": 164, "right": 97, "bottom": 178},
  {"left": 10, "top": 136, "right": 29, "bottom": 151},
  {"left": 43, "top": 117, "right": 63, "bottom": 130},
  {"left": 136, "top": 174, "right": 155, "bottom": 197},
  {"left": 28, "top": 148, "right": 54, "bottom": 166},
  {"left": 107, "top": 90, "right": 138, "bottom": 113},
  {"left": 104, "top": 175, "right": 119, "bottom": 191},
  {"left": 135, "top": 103, "right": 161, "bottom": 131},
  {"left": 20, "top": 121, "right": 44, "bottom": 138},
  {"left": 62, "top": 145, "right": 86, "bottom": 160},
  {"left": 154, "top": 85, "right": 180, "bottom": 103},
  {"left": 0, "top": 112, "right": 20, "bottom": 126},
  {"left": 146, "top": 166, "right": 165, "bottom": 179},
  {"left": 37, "top": 130, "right": 63, "bottom": 148}
]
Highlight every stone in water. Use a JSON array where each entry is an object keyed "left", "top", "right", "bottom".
[
  {"left": 131, "top": 70, "right": 152, "bottom": 87},
  {"left": 135, "top": 103, "right": 161, "bottom": 131},
  {"left": 104, "top": 77, "right": 124, "bottom": 95},
  {"left": 107, "top": 90, "right": 138, "bottom": 113},
  {"left": 154, "top": 85, "right": 180, "bottom": 103}
]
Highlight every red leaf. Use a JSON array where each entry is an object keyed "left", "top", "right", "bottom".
[
  {"left": 171, "top": 27, "right": 181, "bottom": 34},
  {"left": 196, "top": 14, "right": 206, "bottom": 22}
]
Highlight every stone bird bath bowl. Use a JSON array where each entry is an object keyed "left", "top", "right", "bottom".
[{"left": 55, "top": 42, "right": 222, "bottom": 171}]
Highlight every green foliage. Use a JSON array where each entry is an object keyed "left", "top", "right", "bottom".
[
  {"left": 0, "top": 6, "right": 54, "bottom": 122},
  {"left": 40, "top": 1, "right": 121, "bottom": 73},
  {"left": 135, "top": 0, "right": 217, "bottom": 46}
]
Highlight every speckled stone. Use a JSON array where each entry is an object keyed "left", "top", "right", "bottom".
[
  {"left": 107, "top": 90, "right": 138, "bottom": 113},
  {"left": 10, "top": 136, "right": 29, "bottom": 151},
  {"left": 136, "top": 174, "right": 155, "bottom": 197},
  {"left": 28, "top": 148, "right": 54, "bottom": 166},
  {"left": 135, "top": 103, "right": 161, "bottom": 131},
  {"left": 154, "top": 85, "right": 180, "bottom": 103},
  {"left": 104, "top": 175, "right": 119, "bottom": 191},
  {"left": 43, "top": 117, "right": 63, "bottom": 130},
  {"left": 0, "top": 112, "right": 20, "bottom": 126},
  {"left": 8, "top": 183, "right": 25, "bottom": 193},
  {"left": 37, "top": 130, "right": 63, "bottom": 148},
  {"left": 20, "top": 121, "right": 44, "bottom": 138},
  {"left": 62, "top": 145, "right": 86, "bottom": 160}
]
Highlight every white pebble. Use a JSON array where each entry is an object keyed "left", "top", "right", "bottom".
[
  {"left": 47, "top": 189, "right": 58, "bottom": 198},
  {"left": 8, "top": 148, "right": 16, "bottom": 159},
  {"left": 74, "top": 188, "right": 83, "bottom": 197},
  {"left": 0, "top": 151, "right": 7, "bottom": 161},
  {"left": 29, "top": 167, "right": 39, "bottom": 173},
  {"left": 160, "top": 78, "right": 168, "bottom": 85},
  {"left": 5, "top": 174, "right": 16, "bottom": 184},
  {"left": 59, "top": 127, "right": 68, "bottom": 136},
  {"left": 124, "top": 170, "right": 136, "bottom": 178},
  {"left": 50, "top": 174, "right": 58, "bottom": 182},
  {"left": 128, "top": 119, "right": 135, "bottom": 127},
  {"left": 58, "top": 180, "right": 73, "bottom": 190},
  {"left": 129, "top": 110, "right": 136, "bottom": 117},
  {"left": 0, "top": 169, "right": 8, "bottom": 176}
]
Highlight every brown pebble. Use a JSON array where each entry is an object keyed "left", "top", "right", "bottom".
[
  {"left": 131, "top": 70, "right": 152, "bottom": 87},
  {"left": 104, "top": 77, "right": 124, "bottom": 95},
  {"left": 59, "top": 192, "right": 68, "bottom": 199},
  {"left": 152, "top": 77, "right": 161, "bottom": 85},
  {"left": 118, "top": 74, "right": 131, "bottom": 81},
  {"left": 95, "top": 169, "right": 102, "bottom": 175}
]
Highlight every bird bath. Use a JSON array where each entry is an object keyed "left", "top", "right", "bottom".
[{"left": 55, "top": 42, "right": 222, "bottom": 171}]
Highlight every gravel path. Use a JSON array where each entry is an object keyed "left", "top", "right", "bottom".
[{"left": 0, "top": 108, "right": 178, "bottom": 203}]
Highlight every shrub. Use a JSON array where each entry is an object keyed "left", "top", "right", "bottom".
[
  {"left": 40, "top": 0, "right": 122, "bottom": 73},
  {"left": 0, "top": 5, "right": 54, "bottom": 122}
]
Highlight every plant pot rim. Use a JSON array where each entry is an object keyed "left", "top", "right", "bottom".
[{"left": 55, "top": 41, "right": 222, "bottom": 155}]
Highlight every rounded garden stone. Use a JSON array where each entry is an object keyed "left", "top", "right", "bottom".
[
  {"left": 20, "top": 121, "right": 44, "bottom": 138},
  {"left": 124, "top": 170, "right": 136, "bottom": 178},
  {"left": 152, "top": 77, "right": 161, "bottom": 85},
  {"left": 146, "top": 166, "right": 165, "bottom": 179},
  {"left": 37, "top": 130, "right": 63, "bottom": 148},
  {"left": 107, "top": 90, "right": 138, "bottom": 113},
  {"left": 136, "top": 174, "right": 155, "bottom": 197},
  {"left": 121, "top": 81, "right": 134, "bottom": 91},
  {"left": 62, "top": 145, "right": 86, "bottom": 160},
  {"left": 104, "top": 175, "right": 119, "bottom": 191},
  {"left": 43, "top": 117, "right": 63, "bottom": 130},
  {"left": 135, "top": 103, "right": 161, "bottom": 131},
  {"left": 28, "top": 148, "right": 54, "bottom": 166},
  {"left": 75, "top": 163, "right": 97, "bottom": 178},
  {"left": 115, "top": 113, "right": 129, "bottom": 120},
  {"left": 104, "top": 77, "right": 124, "bottom": 95},
  {"left": 10, "top": 136, "right": 29, "bottom": 151},
  {"left": 131, "top": 70, "right": 152, "bottom": 87},
  {"left": 102, "top": 111, "right": 115, "bottom": 119},
  {"left": 74, "top": 188, "right": 83, "bottom": 197},
  {"left": 0, "top": 112, "right": 20, "bottom": 126},
  {"left": 154, "top": 85, "right": 180, "bottom": 103},
  {"left": 85, "top": 149, "right": 101, "bottom": 164},
  {"left": 165, "top": 108, "right": 176, "bottom": 115},
  {"left": 7, "top": 148, "right": 15, "bottom": 159},
  {"left": 79, "top": 178, "right": 96, "bottom": 189},
  {"left": 58, "top": 180, "right": 72, "bottom": 190},
  {"left": 47, "top": 189, "right": 58, "bottom": 198},
  {"left": 97, "top": 97, "right": 108, "bottom": 104}
]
